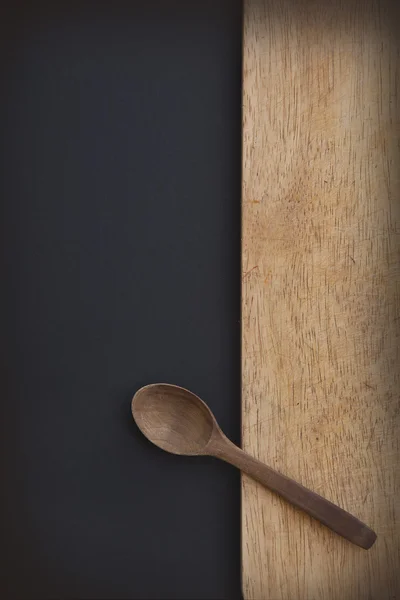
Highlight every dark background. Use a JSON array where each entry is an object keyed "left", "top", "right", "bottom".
[{"left": 0, "top": 1, "right": 242, "bottom": 598}]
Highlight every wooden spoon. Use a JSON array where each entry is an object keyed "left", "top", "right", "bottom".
[{"left": 131, "top": 383, "right": 377, "bottom": 550}]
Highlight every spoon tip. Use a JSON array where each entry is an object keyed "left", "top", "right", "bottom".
[{"left": 131, "top": 383, "right": 217, "bottom": 456}]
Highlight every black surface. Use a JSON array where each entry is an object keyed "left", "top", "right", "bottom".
[{"left": 0, "top": 1, "right": 242, "bottom": 598}]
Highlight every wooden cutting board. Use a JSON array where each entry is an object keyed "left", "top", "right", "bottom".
[{"left": 241, "top": 1, "right": 400, "bottom": 598}]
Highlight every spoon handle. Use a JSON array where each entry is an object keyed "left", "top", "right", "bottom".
[{"left": 213, "top": 437, "right": 376, "bottom": 550}]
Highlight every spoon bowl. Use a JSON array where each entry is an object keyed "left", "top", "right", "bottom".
[
  {"left": 131, "top": 383, "right": 377, "bottom": 550},
  {"left": 132, "top": 383, "right": 216, "bottom": 455}
]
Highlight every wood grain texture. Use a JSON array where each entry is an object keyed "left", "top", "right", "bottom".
[{"left": 241, "top": 0, "right": 400, "bottom": 598}]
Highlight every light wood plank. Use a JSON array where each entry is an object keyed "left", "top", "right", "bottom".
[{"left": 241, "top": 1, "right": 400, "bottom": 598}]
